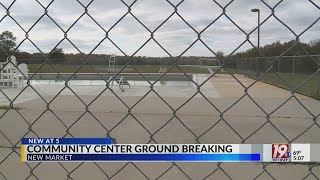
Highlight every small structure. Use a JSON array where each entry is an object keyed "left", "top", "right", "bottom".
[
  {"left": 199, "top": 58, "right": 223, "bottom": 74},
  {"left": 117, "top": 77, "right": 130, "bottom": 92},
  {"left": 13, "top": 63, "right": 29, "bottom": 88},
  {"left": 108, "top": 76, "right": 130, "bottom": 92},
  {"left": 159, "top": 67, "right": 166, "bottom": 74},
  {"left": 0, "top": 55, "right": 28, "bottom": 88},
  {"left": 108, "top": 54, "right": 116, "bottom": 72}
]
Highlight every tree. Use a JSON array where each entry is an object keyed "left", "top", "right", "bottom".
[
  {"left": 49, "top": 48, "right": 65, "bottom": 63},
  {"left": 216, "top": 51, "right": 224, "bottom": 61},
  {"left": 14, "top": 51, "right": 31, "bottom": 59},
  {"left": 0, "top": 31, "right": 16, "bottom": 57}
]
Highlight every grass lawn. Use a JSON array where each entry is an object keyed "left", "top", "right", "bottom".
[
  {"left": 0, "top": 105, "right": 21, "bottom": 110},
  {"left": 232, "top": 69, "right": 320, "bottom": 100},
  {"left": 27, "top": 64, "right": 210, "bottom": 74}
]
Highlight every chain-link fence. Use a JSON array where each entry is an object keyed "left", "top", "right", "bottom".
[
  {"left": 228, "top": 55, "right": 320, "bottom": 100},
  {"left": 0, "top": 0, "right": 320, "bottom": 179}
]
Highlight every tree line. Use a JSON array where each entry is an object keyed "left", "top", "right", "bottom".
[
  {"left": 224, "top": 40, "right": 320, "bottom": 73},
  {"left": 1, "top": 30, "right": 319, "bottom": 72},
  {"left": 0, "top": 31, "right": 218, "bottom": 65},
  {"left": 234, "top": 40, "right": 320, "bottom": 58}
]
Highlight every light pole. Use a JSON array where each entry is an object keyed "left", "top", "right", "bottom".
[{"left": 251, "top": 8, "right": 260, "bottom": 77}]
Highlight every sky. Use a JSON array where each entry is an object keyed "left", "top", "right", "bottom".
[{"left": 0, "top": 0, "right": 319, "bottom": 57}]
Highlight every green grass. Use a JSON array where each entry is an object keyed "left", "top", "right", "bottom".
[
  {"left": 27, "top": 64, "right": 210, "bottom": 74},
  {"left": 0, "top": 105, "right": 21, "bottom": 110},
  {"left": 232, "top": 69, "right": 320, "bottom": 100}
]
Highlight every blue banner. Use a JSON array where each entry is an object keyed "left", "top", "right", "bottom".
[
  {"left": 21, "top": 138, "right": 112, "bottom": 145},
  {"left": 25, "top": 154, "right": 260, "bottom": 162}
]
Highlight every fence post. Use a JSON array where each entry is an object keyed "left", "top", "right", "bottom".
[
  {"left": 236, "top": 57, "right": 238, "bottom": 71},
  {"left": 278, "top": 58, "right": 280, "bottom": 73},
  {"left": 292, "top": 56, "right": 295, "bottom": 77},
  {"left": 266, "top": 58, "right": 268, "bottom": 73},
  {"left": 256, "top": 57, "right": 260, "bottom": 78},
  {"left": 317, "top": 56, "right": 320, "bottom": 97}
]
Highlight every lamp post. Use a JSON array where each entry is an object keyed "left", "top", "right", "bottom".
[{"left": 251, "top": 8, "right": 260, "bottom": 77}]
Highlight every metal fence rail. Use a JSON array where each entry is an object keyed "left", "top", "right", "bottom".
[{"left": 0, "top": 0, "right": 320, "bottom": 179}]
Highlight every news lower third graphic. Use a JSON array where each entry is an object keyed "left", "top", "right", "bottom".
[{"left": 20, "top": 138, "right": 320, "bottom": 162}]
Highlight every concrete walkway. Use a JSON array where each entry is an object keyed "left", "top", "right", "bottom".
[
  {"left": 0, "top": 74, "right": 319, "bottom": 179},
  {"left": 211, "top": 74, "right": 311, "bottom": 99}
]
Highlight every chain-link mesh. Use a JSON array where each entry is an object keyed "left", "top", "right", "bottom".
[
  {"left": 229, "top": 55, "right": 320, "bottom": 100},
  {"left": 0, "top": 0, "right": 320, "bottom": 179}
]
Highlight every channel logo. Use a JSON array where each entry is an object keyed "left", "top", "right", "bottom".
[{"left": 272, "top": 144, "right": 290, "bottom": 162}]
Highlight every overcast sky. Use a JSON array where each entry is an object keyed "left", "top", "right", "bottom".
[{"left": 0, "top": 0, "right": 319, "bottom": 57}]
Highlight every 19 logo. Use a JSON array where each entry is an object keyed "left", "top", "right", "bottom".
[{"left": 272, "top": 144, "right": 289, "bottom": 161}]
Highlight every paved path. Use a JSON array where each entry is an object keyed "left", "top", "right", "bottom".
[
  {"left": 211, "top": 74, "right": 311, "bottom": 99},
  {"left": 0, "top": 74, "right": 319, "bottom": 179}
]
